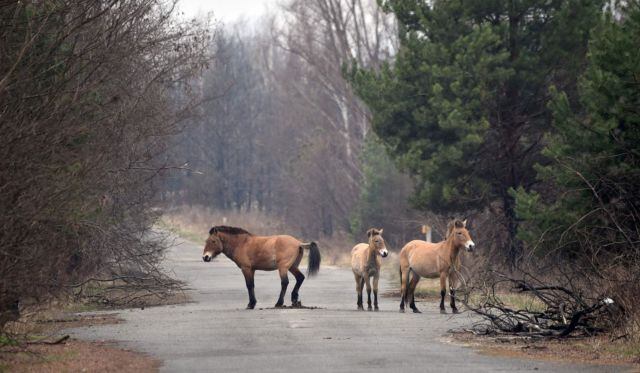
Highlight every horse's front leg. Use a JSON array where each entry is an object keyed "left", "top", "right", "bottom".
[
  {"left": 399, "top": 266, "right": 407, "bottom": 313},
  {"left": 364, "top": 274, "right": 372, "bottom": 311},
  {"left": 241, "top": 267, "right": 257, "bottom": 309},
  {"left": 275, "top": 267, "right": 289, "bottom": 308},
  {"left": 372, "top": 273, "right": 379, "bottom": 311},
  {"left": 354, "top": 273, "right": 364, "bottom": 310}
]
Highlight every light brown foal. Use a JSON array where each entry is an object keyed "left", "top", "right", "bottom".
[
  {"left": 399, "top": 219, "right": 475, "bottom": 314},
  {"left": 202, "top": 226, "right": 320, "bottom": 309},
  {"left": 351, "top": 228, "right": 389, "bottom": 311}
]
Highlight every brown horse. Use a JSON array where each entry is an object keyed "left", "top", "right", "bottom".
[
  {"left": 351, "top": 228, "right": 389, "bottom": 311},
  {"left": 399, "top": 219, "right": 475, "bottom": 314},
  {"left": 202, "top": 226, "right": 321, "bottom": 309}
]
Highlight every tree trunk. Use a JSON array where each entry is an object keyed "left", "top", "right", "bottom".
[{"left": 503, "top": 192, "right": 522, "bottom": 268}]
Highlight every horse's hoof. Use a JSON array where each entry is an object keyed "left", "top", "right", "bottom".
[
  {"left": 367, "top": 307, "right": 372, "bottom": 311},
  {"left": 274, "top": 304, "right": 284, "bottom": 308},
  {"left": 357, "top": 306, "right": 364, "bottom": 311},
  {"left": 291, "top": 301, "right": 302, "bottom": 308},
  {"left": 374, "top": 307, "right": 379, "bottom": 312},
  {"left": 246, "top": 304, "right": 256, "bottom": 310},
  {"left": 439, "top": 309, "right": 447, "bottom": 314},
  {"left": 412, "top": 309, "right": 421, "bottom": 314},
  {"left": 452, "top": 308, "right": 459, "bottom": 314},
  {"left": 399, "top": 308, "right": 405, "bottom": 313}
]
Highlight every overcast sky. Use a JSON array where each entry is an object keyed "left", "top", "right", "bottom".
[{"left": 177, "top": 0, "right": 278, "bottom": 24}]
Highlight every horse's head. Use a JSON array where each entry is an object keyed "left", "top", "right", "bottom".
[
  {"left": 367, "top": 228, "right": 388, "bottom": 257},
  {"left": 447, "top": 219, "right": 475, "bottom": 252},
  {"left": 203, "top": 227, "right": 224, "bottom": 262}
]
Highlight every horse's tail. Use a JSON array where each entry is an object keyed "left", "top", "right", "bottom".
[{"left": 301, "top": 241, "right": 321, "bottom": 277}]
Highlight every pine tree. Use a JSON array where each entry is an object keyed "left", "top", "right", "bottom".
[
  {"left": 349, "top": 0, "right": 603, "bottom": 264},
  {"left": 513, "top": 1, "right": 640, "bottom": 256}
]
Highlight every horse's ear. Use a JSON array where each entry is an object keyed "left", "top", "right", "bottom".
[
  {"left": 378, "top": 228, "right": 383, "bottom": 234},
  {"left": 209, "top": 227, "right": 218, "bottom": 235},
  {"left": 454, "top": 220, "right": 464, "bottom": 229},
  {"left": 462, "top": 219, "right": 467, "bottom": 227},
  {"left": 446, "top": 221, "right": 454, "bottom": 238},
  {"left": 366, "top": 228, "right": 373, "bottom": 237}
]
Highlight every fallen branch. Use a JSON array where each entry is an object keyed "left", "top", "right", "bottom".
[
  {"left": 27, "top": 335, "right": 70, "bottom": 345},
  {"left": 462, "top": 270, "right": 617, "bottom": 338}
]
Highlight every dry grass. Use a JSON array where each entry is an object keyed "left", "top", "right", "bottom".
[
  {"left": 496, "top": 293, "right": 547, "bottom": 313},
  {"left": 1, "top": 299, "right": 123, "bottom": 344},
  {"left": 0, "top": 339, "right": 159, "bottom": 373},
  {"left": 160, "top": 205, "right": 358, "bottom": 266},
  {"left": 72, "top": 280, "right": 189, "bottom": 310},
  {"left": 450, "top": 332, "right": 640, "bottom": 367},
  {"left": 382, "top": 264, "right": 548, "bottom": 313},
  {"left": 2, "top": 289, "right": 189, "bottom": 347},
  {"left": 0, "top": 300, "right": 159, "bottom": 373},
  {"left": 160, "top": 205, "right": 290, "bottom": 243}
]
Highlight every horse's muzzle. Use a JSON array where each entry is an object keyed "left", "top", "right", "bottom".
[
  {"left": 203, "top": 255, "right": 212, "bottom": 262},
  {"left": 466, "top": 244, "right": 475, "bottom": 252}
]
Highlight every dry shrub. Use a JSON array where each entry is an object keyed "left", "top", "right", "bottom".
[
  {"left": 0, "top": 1, "right": 210, "bottom": 331},
  {"left": 461, "top": 246, "right": 638, "bottom": 340}
]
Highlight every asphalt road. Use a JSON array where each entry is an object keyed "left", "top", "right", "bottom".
[{"left": 69, "top": 239, "right": 619, "bottom": 372}]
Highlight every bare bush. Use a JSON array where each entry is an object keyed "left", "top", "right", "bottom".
[
  {"left": 0, "top": 1, "right": 210, "bottom": 329},
  {"left": 462, "top": 192, "right": 640, "bottom": 339},
  {"left": 462, "top": 268, "right": 623, "bottom": 338}
]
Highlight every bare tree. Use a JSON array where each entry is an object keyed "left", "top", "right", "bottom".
[
  {"left": 0, "top": 0, "right": 210, "bottom": 329},
  {"left": 268, "top": 0, "right": 397, "bottom": 235}
]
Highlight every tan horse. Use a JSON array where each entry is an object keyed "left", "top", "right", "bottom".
[
  {"left": 399, "top": 219, "right": 475, "bottom": 314},
  {"left": 202, "top": 226, "right": 321, "bottom": 309},
  {"left": 351, "top": 228, "right": 389, "bottom": 311}
]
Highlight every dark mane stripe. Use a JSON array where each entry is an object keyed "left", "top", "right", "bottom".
[{"left": 209, "top": 225, "right": 252, "bottom": 236}]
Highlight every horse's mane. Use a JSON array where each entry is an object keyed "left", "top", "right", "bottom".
[
  {"left": 445, "top": 219, "right": 466, "bottom": 238},
  {"left": 209, "top": 225, "right": 252, "bottom": 236}
]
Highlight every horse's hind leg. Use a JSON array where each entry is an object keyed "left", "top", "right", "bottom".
[
  {"left": 275, "top": 267, "right": 289, "bottom": 308},
  {"left": 289, "top": 267, "right": 305, "bottom": 307},
  {"left": 241, "top": 267, "right": 257, "bottom": 310},
  {"left": 408, "top": 271, "right": 421, "bottom": 313}
]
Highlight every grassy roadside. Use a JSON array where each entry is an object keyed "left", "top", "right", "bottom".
[
  {"left": 0, "top": 338, "right": 160, "bottom": 373},
  {"left": 0, "top": 305, "right": 159, "bottom": 373},
  {"left": 156, "top": 217, "right": 205, "bottom": 244},
  {"left": 1, "top": 247, "right": 189, "bottom": 372},
  {"left": 449, "top": 332, "right": 640, "bottom": 368}
]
